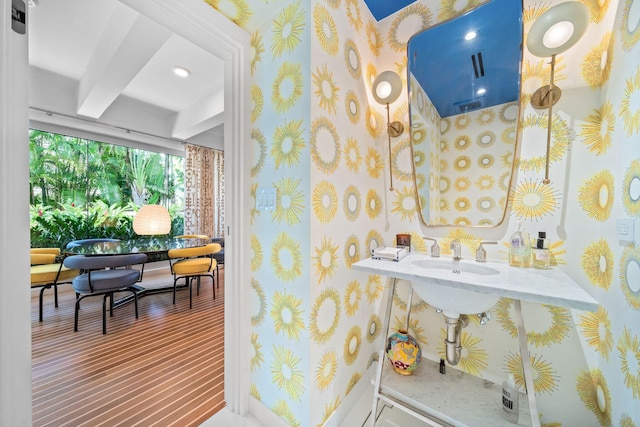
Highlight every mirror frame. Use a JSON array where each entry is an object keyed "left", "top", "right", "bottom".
[{"left": 407, "top": 0, "right": 524, "bottom": 229}]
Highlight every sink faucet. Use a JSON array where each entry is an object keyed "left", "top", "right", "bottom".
[{"left": 450, "top": 239, "right": 462, "bottom": 260}]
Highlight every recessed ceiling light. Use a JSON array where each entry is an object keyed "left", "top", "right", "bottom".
[
  {"left": 477, "top": 88, "right": 486, "bottom": 95},
  {"left": 464, "top": 31, "right": 477, "bottom": 41},
  {"left": 172, "top": 66, "right": 191, "bottom": 78}
]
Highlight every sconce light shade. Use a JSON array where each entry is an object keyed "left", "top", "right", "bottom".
[
  {"left": 372, "top": 71, "right": 403, "bottom": 105},
  {"left": 133, "top": 204, "right": 171, "bottom": 235},
  {"left": 527, "top": 1, "right": 588, "bottom": 58}
]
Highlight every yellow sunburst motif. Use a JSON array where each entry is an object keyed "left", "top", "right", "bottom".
[
  {"left": 391, "top": 186, "right": 417, "bottom": 221},
  {"left": 250, "top": 31, "right": 264, "bottom": 75},
  {"left": 272, "top": 177, "right": 304, "bottom": 226},
  {"left": 343, "top": 137, "right": 361, "bottom": 173},
  {"left": 453, "top": 197, "right": 471, "bottom": 212},
  {"left": 520, "top": 59, "right": 566, "bottom": 107},
  {"left": 619, "top": 414, "right": 637, "bottom": 427},
  {"left": 477, "top": 109, "right": 495, "bottom": 125},
  {"left": 271, "top": 232, "right": 302, "bottom": 282},
  {"left": 204, "top": 0, "right": 252, "bottom": 29},
  {"left": 578, "top": 170, "right": 614, "bottom": 222},
  {"left": 251, "top": 278, "right": 266, "bottom": 326},
  {"left": 365, "top": 147, "right": 384, "bottom": 179},
  {"left": 582, "top": 32, "right": 614, "bottom": 88},
  {"left": 344, "top": 185, "right": 361, "bottom": 221},
  {"left": 271, "top": 291, "right": 305, "bottom": 341},
  {"left": 345, "top": 91, "right": 360, "bottom": 124},
  {"left": 436, "top": 330, "right": 487, "bottom": 376},
  {"left": 618, "top": 327, "right": 640, "bottom": 398},
  {"left": 345, "top": 0, "right": 363, "bottom": 32},
  {"left": 250, "top": 333, "right": 264, "bottom": 372},
  {"left": 621, "top": 66, "right": 640, "bottom": 136},
  {"left": 271, "top": 0, "right": 305, "bottom": 58},
  {"left": 366, "top": 314, "right": 382, "bottom": 343},
  {"left": 365, "top": 20, "right": 383, "bottom": 57},
  {"left": 620, "top": 247, "right": 640, "bottom": 310},
  {"left": 314, "top": 350, "right": 337, "bottom": 391},
  {"left": 584, "top": 0, "right": 611, "bottom": 23},
  {"left": 523, "top": 2, "right": 549, "bottom": 24},
  {"left": 310, "top": 117, "right": 341, "bottom": 174},
  {"left": 344, "top": 38, "right": 361, "bottom": 80},
  {"left": 272, "top": 62, "right": 303, "bottom": 113},
  {"left": 251, "top": 234, "right": 263, "bottom": 272},
  {"left": 392, "top": 287, "right": 429, "bottom": 313},
  {"left": 495, "top": 299, "right": 571, "bottom": 347},
  {"left": 346, "top": 372, "right": 362, "bottom": 395},
  {"left": 454, "top": 177, "right": 471, "bottom": 192},
  {"left": 250, "top": 384, "right": 261, "bottom": 401},
  {"left": 313, "top": 64, "right": 339, "bottom": 114},
  {"left": 365, "top": 106, "right": 383, "bottom": 138},
  {"left": 366, "top": 229, "right": 384, "bottom": 250},
  {"left": 318, "top": 397, "right": 341, "bottom": 427},
  {"left": 313, "top": 235, "right": 339, "bottom": 284},
  {"left": 476, "top": 175, "right": 495, "bottom": 190},
  {"left": 391, "top": 139, "right": 413, "bottom": 182},
  {"left": 578, "top": 306, "right": 613, "bottom": 360},
  {"left": 580, "top": 101, "right": 615, "bottom": 155},
  {"left": 623, "top": 160, "right": 640, "bottom": 216},
  {"left": 309, "top": 288, "right": 341, "bottom": 344},
  {"left": 313, "top": 5, "right": 339, "bottom": 56},
  {"left": 621, "top": 0, "right": 640, "bottom": 50},
  {"left": 312, "top": 180, "right": 338, "bottom": 223},
  {"left": 365, "top": 189, "right": 382, "bottom": 219},
  {"left": 326, "top": 0, "right": 340, "bottom": 8},
  {"left": 271, "top": 345, "right": 305, "bottom": 401},
  {"left": 509, "top": 179, "right": 559, "bottom": 221},
  {"left": 394, "top": 316, "right": 427, "bottom": 347},
  {"left": 517, "top": 114, "right": 571, "bottom": 172},
  {"left": 344, "top": 279, "right": 361, "bottom": 317},
  {"left": 388, "top": 4, "right": 432, "bottom": 53},
  {"left": 251, "top": 129, "right": 267, "bottom": 178},
  {"left": 576, "top": 369, "right": 612, "bottom": 426},
  {"left": 251, "top": 183, "right": 258, "bottom": 223},
  {"left": 581, "top": 239, "right": 614, "bottom": 289},
  {"left": 271, "top": 120, "right": 305, "bottom": 169},
  {"left": 366, "top": 63, "right": 377, "bottom": 88},
  {"left": 439, "top": 0, "right": 484, "bottom": 21},
  {"left": 344, "top": 235, "right": 360, "bottom": 269},
  {"left": 251, "top": 85, "right": 263, "bottom": 123},
  {"left": 364, "top": 274, "right": 384, "bottom": 303},
  {"left": 344, "top": 325, "right": 362, "bottom": 365},
  {"left": 272, "top": 400, "right": 300, "bottom": 427},
  {"left": 506, "top": 352, "right": 558, "bottom": 394},
  {"left": 454, "top": 115, "right": 471, "bottom": 130}
]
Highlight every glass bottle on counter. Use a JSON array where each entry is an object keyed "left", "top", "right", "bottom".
[
  {"left": 509, "top": 220, "right": 531, "bottom": 268},
  {"left": 532, "top": 231, "right": 550, "bottom": 269}
]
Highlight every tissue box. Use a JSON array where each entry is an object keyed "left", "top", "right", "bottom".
[{"left": 371, "top": 246, "right": 409, "bottom": 262}]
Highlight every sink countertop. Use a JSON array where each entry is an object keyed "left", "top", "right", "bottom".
[{"left": 352, "top": 254, "right": 598, "bottom": 312}]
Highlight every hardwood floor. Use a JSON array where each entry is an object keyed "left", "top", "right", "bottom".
[{"left": 31, "top": 265, "right": 225, "bottom": 426}]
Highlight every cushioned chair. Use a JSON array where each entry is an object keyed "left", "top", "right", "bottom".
[
  {"left": 168, "top": 243, "right": 221, "bottom": 309},
  {"left": 63, "top": 253, "right": 148, "bottom": 334},
  {"left": 210, "top": 238, "right": 225, "bottom": 287},
  {"left": 30, "top": 248, "right": 80, "bottom": 322}
]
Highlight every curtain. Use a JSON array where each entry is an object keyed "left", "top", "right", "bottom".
[{"left": 184, "top": 144, "right": 224, "bottom": 238}]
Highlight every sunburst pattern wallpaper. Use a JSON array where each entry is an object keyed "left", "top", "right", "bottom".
[{"left": 203, "top": 0, "right": 640, "bottom": 425}]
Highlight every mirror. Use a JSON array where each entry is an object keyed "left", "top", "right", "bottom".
[{"left": 408, "top": 0, "right": 523, "bottom": 227}]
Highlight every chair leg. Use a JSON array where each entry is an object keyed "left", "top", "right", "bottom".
[
  {"left": 39, "top": 287, "right": 46, "bottom": 322},
  {"left": 54, "top": 284, "right": 59, "bottom": 307},
  {"left": 74, "top": 296, "right": 82, "bottom": 332},
  {"left": 189, "top": 277, "right": 193, "bottom": 309},
  {"left": 131, "top": 288, "right": 139, "bottom": 319},
  {"left": 102, "top": 294, "right": 108, "bottom": 334}
]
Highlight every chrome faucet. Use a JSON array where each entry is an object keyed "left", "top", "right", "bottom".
[{"left": 450, "top": 239, "right": 462, "bottom": 260}]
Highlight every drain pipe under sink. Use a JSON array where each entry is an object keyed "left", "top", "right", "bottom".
[{"left": 444, "top": 314, "right": 468, "bottom": 365}]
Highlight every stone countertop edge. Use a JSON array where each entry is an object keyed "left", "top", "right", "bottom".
[{"left": 352, "top": 254, "right": 598, "bottom": 312}]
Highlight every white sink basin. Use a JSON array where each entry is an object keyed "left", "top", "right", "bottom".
[{"left": 409, "top": 259, "right": 500, "bottom": 318}]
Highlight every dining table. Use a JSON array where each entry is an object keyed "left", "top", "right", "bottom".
[{"left": 64, "top": 236, "right": 213, "bottom": 305}]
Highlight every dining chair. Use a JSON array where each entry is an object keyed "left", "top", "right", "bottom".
[
  {"left": 210, "top": 237, "right": 225, "bottom": 287},
  {"left": 167, "top": 243, "right": 222, "bottom": 309},
  {"left": 63, "top": 253, "right": 148, "bottom": 334},
  {"left": 30, "top": 248, "right": 80, "bottom": 322}
]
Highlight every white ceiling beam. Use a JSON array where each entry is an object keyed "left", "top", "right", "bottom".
[
  {"left": 76, "top": 4, "right": 171, "bottom": 119},
  {"left": 170, "top": 92, "right": 224, "bottom": 140}
]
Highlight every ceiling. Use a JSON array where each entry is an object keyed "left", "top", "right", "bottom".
[{"left": 27, "top": 0, "right": 225, "bottom": 151}]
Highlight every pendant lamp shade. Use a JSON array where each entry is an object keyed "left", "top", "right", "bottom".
[{"left": 133, "top": 204, "right": 171, "bottom": 235}]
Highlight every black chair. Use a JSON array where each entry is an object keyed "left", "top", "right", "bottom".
[
  {"left": 210, "top": 238, "right": 225, "bottom": 287},
  {"left": 63, "top": 253, "right": 148, "bottom": 334}
]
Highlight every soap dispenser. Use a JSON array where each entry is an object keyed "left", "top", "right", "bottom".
[
  {"left": 501, "top": 374, "right": 519, "bottom": 423},
  {"left": 509, "top": 221, "right": 531, "bottom": 268}
]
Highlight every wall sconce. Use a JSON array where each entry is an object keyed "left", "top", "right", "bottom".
[
  {"left": 527, "top": 1, "right": 588, "bottom": 184},
  {"left": 372, "top": 70, "right": 404, "bottom": 191},
  {"left": 133, "top": 204, "right": 171, "bottom": 235}
]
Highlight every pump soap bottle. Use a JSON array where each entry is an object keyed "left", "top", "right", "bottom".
[
  {"left": 501, "top": 374, "right": 519, "bottom": 423},
  {"left": 509, "top": 221, "right": 531, "bottom": 268}
]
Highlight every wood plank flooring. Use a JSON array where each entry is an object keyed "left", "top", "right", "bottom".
[{"left": 31, "top": 265, "right": 225, "bottom": 427}]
